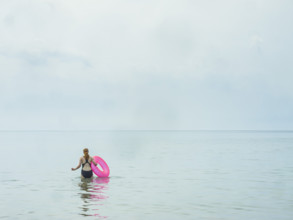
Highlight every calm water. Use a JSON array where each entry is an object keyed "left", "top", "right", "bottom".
[{"left": 0, "top": 131, "right": 293, "bottom": 219}]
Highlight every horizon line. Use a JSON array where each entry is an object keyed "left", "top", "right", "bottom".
[{"left": 0, "top": 129, "right": 293, "bottom": 132}]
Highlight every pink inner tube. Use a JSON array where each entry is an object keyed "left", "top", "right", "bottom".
[{"left": 91, "top": 156, "right": 110, "bottom": 177}]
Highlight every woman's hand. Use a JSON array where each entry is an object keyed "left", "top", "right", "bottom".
[
  {"left": 71, "top": 157, "right": 82, "bottom": 171},
  {"left": 72, "top": 158, "right": 82, "bottom": 171}
]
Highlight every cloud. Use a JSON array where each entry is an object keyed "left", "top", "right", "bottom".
[
  {"left": 0, "top": 0, "right": 293, "bottom": 130},
  {"left": 250, "top": 35, "right": 263, "bottom": 48}
]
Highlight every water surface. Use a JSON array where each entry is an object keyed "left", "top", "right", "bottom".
[{"left": 0, "top": 131, "right": 292, "bottom": 219}]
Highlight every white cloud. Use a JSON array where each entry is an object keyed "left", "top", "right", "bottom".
[{"left": 0, "top": 0, "right": 293, "bottom": 130}]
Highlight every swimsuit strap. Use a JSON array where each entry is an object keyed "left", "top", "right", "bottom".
[{"left": 82, "top": 158, "right": 91, "bottom": 167}]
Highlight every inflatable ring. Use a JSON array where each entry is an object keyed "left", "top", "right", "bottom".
[{"left": 91, "top": 156, "right": 110, "bottom": 177}]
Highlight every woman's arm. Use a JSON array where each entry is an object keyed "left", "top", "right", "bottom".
[
  {"left": 71, "top": 158, "right": 82, "bottom": 171},
  {"left": 91, "top": 157, "right": 97, "bottom": 166}
]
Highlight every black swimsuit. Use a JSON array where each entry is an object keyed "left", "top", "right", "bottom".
[{"left": 81, "top": 159, "right": 93, "bottom": 178}]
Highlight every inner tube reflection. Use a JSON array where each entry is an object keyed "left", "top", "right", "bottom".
[{"left": 78, "top": 177, "right": 110, "bottom": 217}]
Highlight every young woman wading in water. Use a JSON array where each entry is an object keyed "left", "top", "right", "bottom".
[{"left": 72, "top": 148, "right": 97, "bottom": 178}]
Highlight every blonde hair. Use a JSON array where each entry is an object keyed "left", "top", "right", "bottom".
[{"left": 83, "top": 148, "right": 89, "bottom": 160}]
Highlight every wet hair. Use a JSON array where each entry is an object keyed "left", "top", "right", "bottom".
[{"left": 83, "top": 148, "right": 89, "bottom": 160}]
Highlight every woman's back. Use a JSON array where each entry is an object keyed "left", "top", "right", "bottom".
[
  {"left": 72, "top": 148, "right": 97, "bottom": 179},
  {"left": 81, "top": 156, "right": 93, "bottom": 171}
]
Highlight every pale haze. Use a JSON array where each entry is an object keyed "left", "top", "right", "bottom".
[{"left": 0, "top": 0, "right": 292, "bottom": 130}]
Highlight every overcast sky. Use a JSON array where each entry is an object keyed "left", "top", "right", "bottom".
[{"left": 0, "top": 0, "right": 292, "bottom": 130}]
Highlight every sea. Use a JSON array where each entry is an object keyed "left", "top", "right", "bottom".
[{"left": 0, "top": 130, "right": 292, "bottom": 220}]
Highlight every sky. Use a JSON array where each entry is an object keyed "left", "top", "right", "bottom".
[{"left": 0, "top": 0, "right": 293, "bottom": 130}]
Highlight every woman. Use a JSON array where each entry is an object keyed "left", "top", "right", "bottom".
[{"left": 72, "top": 148, "right": 97, "bottom": 178}]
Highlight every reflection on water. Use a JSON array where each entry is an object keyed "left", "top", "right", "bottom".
[{"left": 78, "top": 177, "right": 110, "bottom": 218}]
